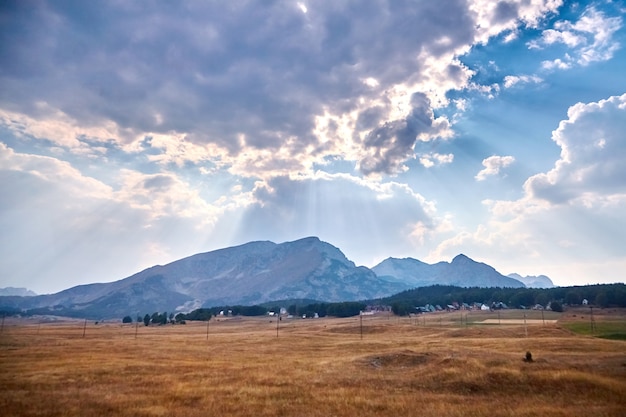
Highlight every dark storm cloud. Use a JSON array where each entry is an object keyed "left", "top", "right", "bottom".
[
  {"left": 359, "top": 93, "right": 435, "bottom": 175},
  {"left": 493, "top": 2, "right": 519, "bottom": 24},
  {"left": 0, "top": 0, "right": 475, "bottom": 171}
]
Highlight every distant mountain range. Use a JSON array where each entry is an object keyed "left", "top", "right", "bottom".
[
  {"left": 0, "top": 237, "right": 551, "bottom": 319},
  {"left": 372, "top": 255, "right": 526, "bottom": 288},
  {"left": 0, "top": 287, "right": 37, "bottom": 297},
  {"left": 507, "top": 273, "right": 554, "bottom": 288}
]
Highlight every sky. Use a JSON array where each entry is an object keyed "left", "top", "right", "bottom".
[{"left": 1, "top": 0, "right": 625, "bottom": 294}]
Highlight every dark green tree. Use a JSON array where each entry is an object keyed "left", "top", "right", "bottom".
[
  {"left": 143, "top": 313, "right": 151, "bottom": 326},
  {"left": 565, "top": 290, "right": 582, "bottom": 305},
  {"left": 594, "top": 291, "right": 609, "bottom": 308},
  {"left": 550, "top": 301, "right": 563, "bottom": 312},
  {"left": 391, "top": 302, "right": 413, "bottom": 316},
  {"left": 534, "top": 292, "right": 549, "bottom": 308},
  {"left": 122, "top": 315, "right": 133, "bottom": 324}
]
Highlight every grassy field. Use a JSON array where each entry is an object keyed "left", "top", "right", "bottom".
[{"left": 1, "top": 309, "right": 625, "bottom": 417}]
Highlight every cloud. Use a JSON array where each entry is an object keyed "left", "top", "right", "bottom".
[
  {"left": 503, "top": 74, "right": 543, "bottom": 88},
  {"left": 227, "top": 172, "right": 445, "bottom": 266},
  {"left": 432, "top": 94, "right": 626, "bottom": 285},
  {"left": 525, "top": 93, "right": 626, "bottom": 204},
  {"left": 475, "top": 155, "right": 515, "bottom": 181},
  {"left": 0, "top": 144, "right": 244, "bottom": 292},
  {"left": 419, "top": 152, "right": 455, "bottom": 168},
  {"left": 0, "top": 1, "right": 563, "bottom": 178},
  {"left": 358, "top": 93, "right": 440, "bottom": 175},
  {"left": 529, "top": 6, "right": 623, "bottom": 69}
]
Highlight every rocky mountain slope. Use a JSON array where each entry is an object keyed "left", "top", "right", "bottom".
[{"left": 372, "top": 254, "right": 526, "bottom": 288}]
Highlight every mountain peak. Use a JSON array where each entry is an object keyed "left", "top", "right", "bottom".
[{"left": 451, "top": 254, "right": 471, "bottom": 263}]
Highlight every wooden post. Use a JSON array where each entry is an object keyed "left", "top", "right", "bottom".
[
  {"left": 276, "top": 314, "right": 279, "bottom": 338},
  {"left": 206, "top": 319, "right": 210, "bottom": 340},
  {"left": 0, "top": 314, "right": 4, "bottom": 334},
  {"left": 541, "top": 308, "right": 545, "bottom": 326},
  {"left": 360, "top": 312, "right": 363, "bottom": 340},
  {"left": 82, "top": 319, "right": 87, "bottom": 338},
  {"left": 134, "top": 319, "right": 139, "bottom": 339},
  {"left": 524, "top": 313, "right": 528, "bottom": 337}
]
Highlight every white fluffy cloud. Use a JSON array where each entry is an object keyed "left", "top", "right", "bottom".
[
  {"left": 503, "top": 75, "right": 543, "bottom": 88},
  {"left": 530, "top": 6, "right": 623, "bottom": 69},
  {"left": 525, "top": 93, "right": 626, "bottom": 203},
  {"left": 475, "top": 155, "right": 515, "bottom": 181}
]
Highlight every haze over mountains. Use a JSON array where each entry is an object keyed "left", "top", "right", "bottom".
[
  {"left": 0, "top": 237, "right": 551, "bottom": 319},
  {"left": 0, "top": 287, "right": 37, "bottom": 297},
  {"left": 506, "top": 273, "right": 554, "bottom": 289}
]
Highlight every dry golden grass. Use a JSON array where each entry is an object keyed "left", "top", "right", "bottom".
[{"left": 1, "top": 310, "right": 625, "bottom": 417}]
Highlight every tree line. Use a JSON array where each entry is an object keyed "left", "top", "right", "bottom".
[
  {"left": 378, "top": 283, "right": 626, "bottom": 316},
  {"left": 168, "top": 301, "right": 368, "bottom": 322}
]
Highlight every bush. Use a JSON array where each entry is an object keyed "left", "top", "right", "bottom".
[
  {"left": 122, "top": 315, "right": 133, "bottom": 324},
  {"left": 550, "top": 301, "right": 563, "bottom": 312}
]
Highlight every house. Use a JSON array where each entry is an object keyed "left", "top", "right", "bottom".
[{"left": 481, "top": 304, "right": 490, "bottom": 311}]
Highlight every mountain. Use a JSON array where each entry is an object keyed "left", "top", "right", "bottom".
[
  {"left": 0, "top": 239, "right": 539, "bottom": 320},
  {"left": 507, "top": 273, "right": 554, "bottom": 288},
  {"left": 0, "top": 287, "right": 37, "bottom": 297},
  {"left": 372, "top": 254, "right": 526, "bottom": 288},
  {"left": 0, "top": 237, "right": 405, "bottom": 319}
]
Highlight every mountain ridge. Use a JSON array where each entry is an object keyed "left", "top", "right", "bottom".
[
  {"left": 0, "top": 237, "right": 539, "bottom": 319},
  {"left": 371, "top": 254, "right": 526, "bottom": 289}
]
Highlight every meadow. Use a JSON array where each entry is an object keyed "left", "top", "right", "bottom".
[{"left": 1, "top": 308, "right": 625, "bottom": 417}]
